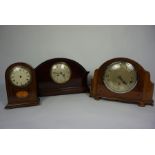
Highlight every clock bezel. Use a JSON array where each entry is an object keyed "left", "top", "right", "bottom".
[
  {"left": 50, "top": 61, "right": 72, "bottom": 84},
  {"left": 9, "top": 65, "right": 32, "bottom": 88},
  {"left": 103, "top": 61, "right": 138, "bottom": 94}
]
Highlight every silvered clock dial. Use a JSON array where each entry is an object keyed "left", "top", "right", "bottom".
[
  {"left": 103, "top": 61, "right": 137, "bottom": 93},
  {"left": 50, "top": 62, "right": 71, "bottom": 84},
  {"left": 10, "top": 66, "right": 31, "bottom": 87}
]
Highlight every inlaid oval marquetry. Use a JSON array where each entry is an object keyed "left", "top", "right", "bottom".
[{"left": 16, "top": 91, "right": 29, "bottom": 98}]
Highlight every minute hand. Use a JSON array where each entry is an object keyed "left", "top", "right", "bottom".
[{"left": 118, "top": 76, "right": 127, "bottom": 85}]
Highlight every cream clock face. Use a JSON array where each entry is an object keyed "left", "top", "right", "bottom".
[
  {"left": 10, "top": 66, "right": 31, "bottom": 87},
  {"left": 103, "top": 61, "right": 137, "bottom": 93},
  {"left": 50, "top": 62, "right": 71, "bottom": 84}
]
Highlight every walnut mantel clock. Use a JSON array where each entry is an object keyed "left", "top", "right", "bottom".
[
  {"left": 35, "top": 58, "right": 89, "bottom": 96},
  {"left": 90, "top": 58, "right": 154, "bottom": 107},
  {"left": 5, "top": 62, "right": 39, "bottom": 109}
]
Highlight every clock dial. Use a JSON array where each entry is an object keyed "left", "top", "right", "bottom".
[
  {"left": 50, "top": 62, "right": 71, "bottom": 84},
  {"left": 103, "top": 61, "right": 137, "bottom": 93},
  {"left": 10, "top": 66, "right": 31, "bottom": 87}
]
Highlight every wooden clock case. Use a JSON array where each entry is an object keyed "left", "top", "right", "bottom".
[
  {"left": 35, "top": 58, "right": 89, "bottom": 96},
  {"left": 5, "top": 62, "right": 39, "bottom": 109},
  {"left": 90, "top": 58, "right": 154, "bottom": 107}
]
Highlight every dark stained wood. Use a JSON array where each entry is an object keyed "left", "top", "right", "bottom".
[
  {"left": 90, "top": 58, "right": 154, "bottom": 106},
  {"left": 5, "top": 62, "right": 39, "bottom": 109},
  {"left": 35, "top": 58, "right": 89, "bottom": 96}
]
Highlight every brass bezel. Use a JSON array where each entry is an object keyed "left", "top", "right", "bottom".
[
  {"left": 9, "top": 65, "right": 32, "bottom": 88},
  {"left": 50, "top": 62, "right": 72, "bottom": 84},
  {"left": 103, "top": 61, "right": 138, "bottom": 94}
]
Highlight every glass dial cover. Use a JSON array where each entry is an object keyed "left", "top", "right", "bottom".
[
  {"left": 50, "top": 62, "right": 71, "bottom": 84},
  {"left": 10, "top": 66, "right": 31, "bottom": 87},
  {"left": 103, "top": 61, "right": 137, "bottom": 93}
]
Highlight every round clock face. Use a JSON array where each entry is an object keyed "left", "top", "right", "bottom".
[
  {"left": 50, "top": 62, "right": 71, "bottom": 84},
  {"left": 103, "top": 61, "right": 137, "bottom": 93},
  {"left": 10, "top": 66, "right": 31, "bottom": 87}
]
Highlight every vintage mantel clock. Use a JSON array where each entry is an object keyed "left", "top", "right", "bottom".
[
  {"left": 90, "top": 58, "right": 154, "bottom": 107},
  {"left": 35, "top": 58, "right": 89, "bottom": 96},
  {"left": 5, "top": 62, "right": 39, "bottom": 109}
]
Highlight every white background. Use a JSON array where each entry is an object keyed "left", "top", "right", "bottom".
[
  {"left": 0, "top": 25, "right": 155, "bottom": 129},
  {"left": 0, "top": 0, "right": 155, "bottom": 155}
]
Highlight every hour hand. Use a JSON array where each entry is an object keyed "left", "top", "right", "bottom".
[
  {"left": 60, "top": 72, "right": 65, "bottom": 77},
  {"left": 117, "top": 76, "right": 127, "bottom": 85},
  {"left": 53, "top": 72, "right": 59, "bottom": 76}
]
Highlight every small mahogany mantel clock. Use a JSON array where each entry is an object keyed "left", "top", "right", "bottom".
[
  {"left": 90, "top": 58, "right": 154, "bottom": 107},
  {"left": 35, "top": 58, "right": 89, "bottom": 96},
  {"left": 5, "top": 62, "right": 39, "bottom": 109}
]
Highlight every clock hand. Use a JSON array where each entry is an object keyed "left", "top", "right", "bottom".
[
  {"left": 53, "top": 72, "right": 59, "bottom": 76},
  {"left": 118, "top": 76, "right": 127, "bottom": 85},
  {"left": 59, "top": 72, "right": 65, "bottom": 77}
]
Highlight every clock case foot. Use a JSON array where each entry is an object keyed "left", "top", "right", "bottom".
[
  {"left": 5, "top": 99, "right": 40, "bottom": 109},
  {"left": 38, "top": 86, "right": 90, "bottom": 97},
  {"left": 91, "top": 96, "right": 154, "bottom": 107}
]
